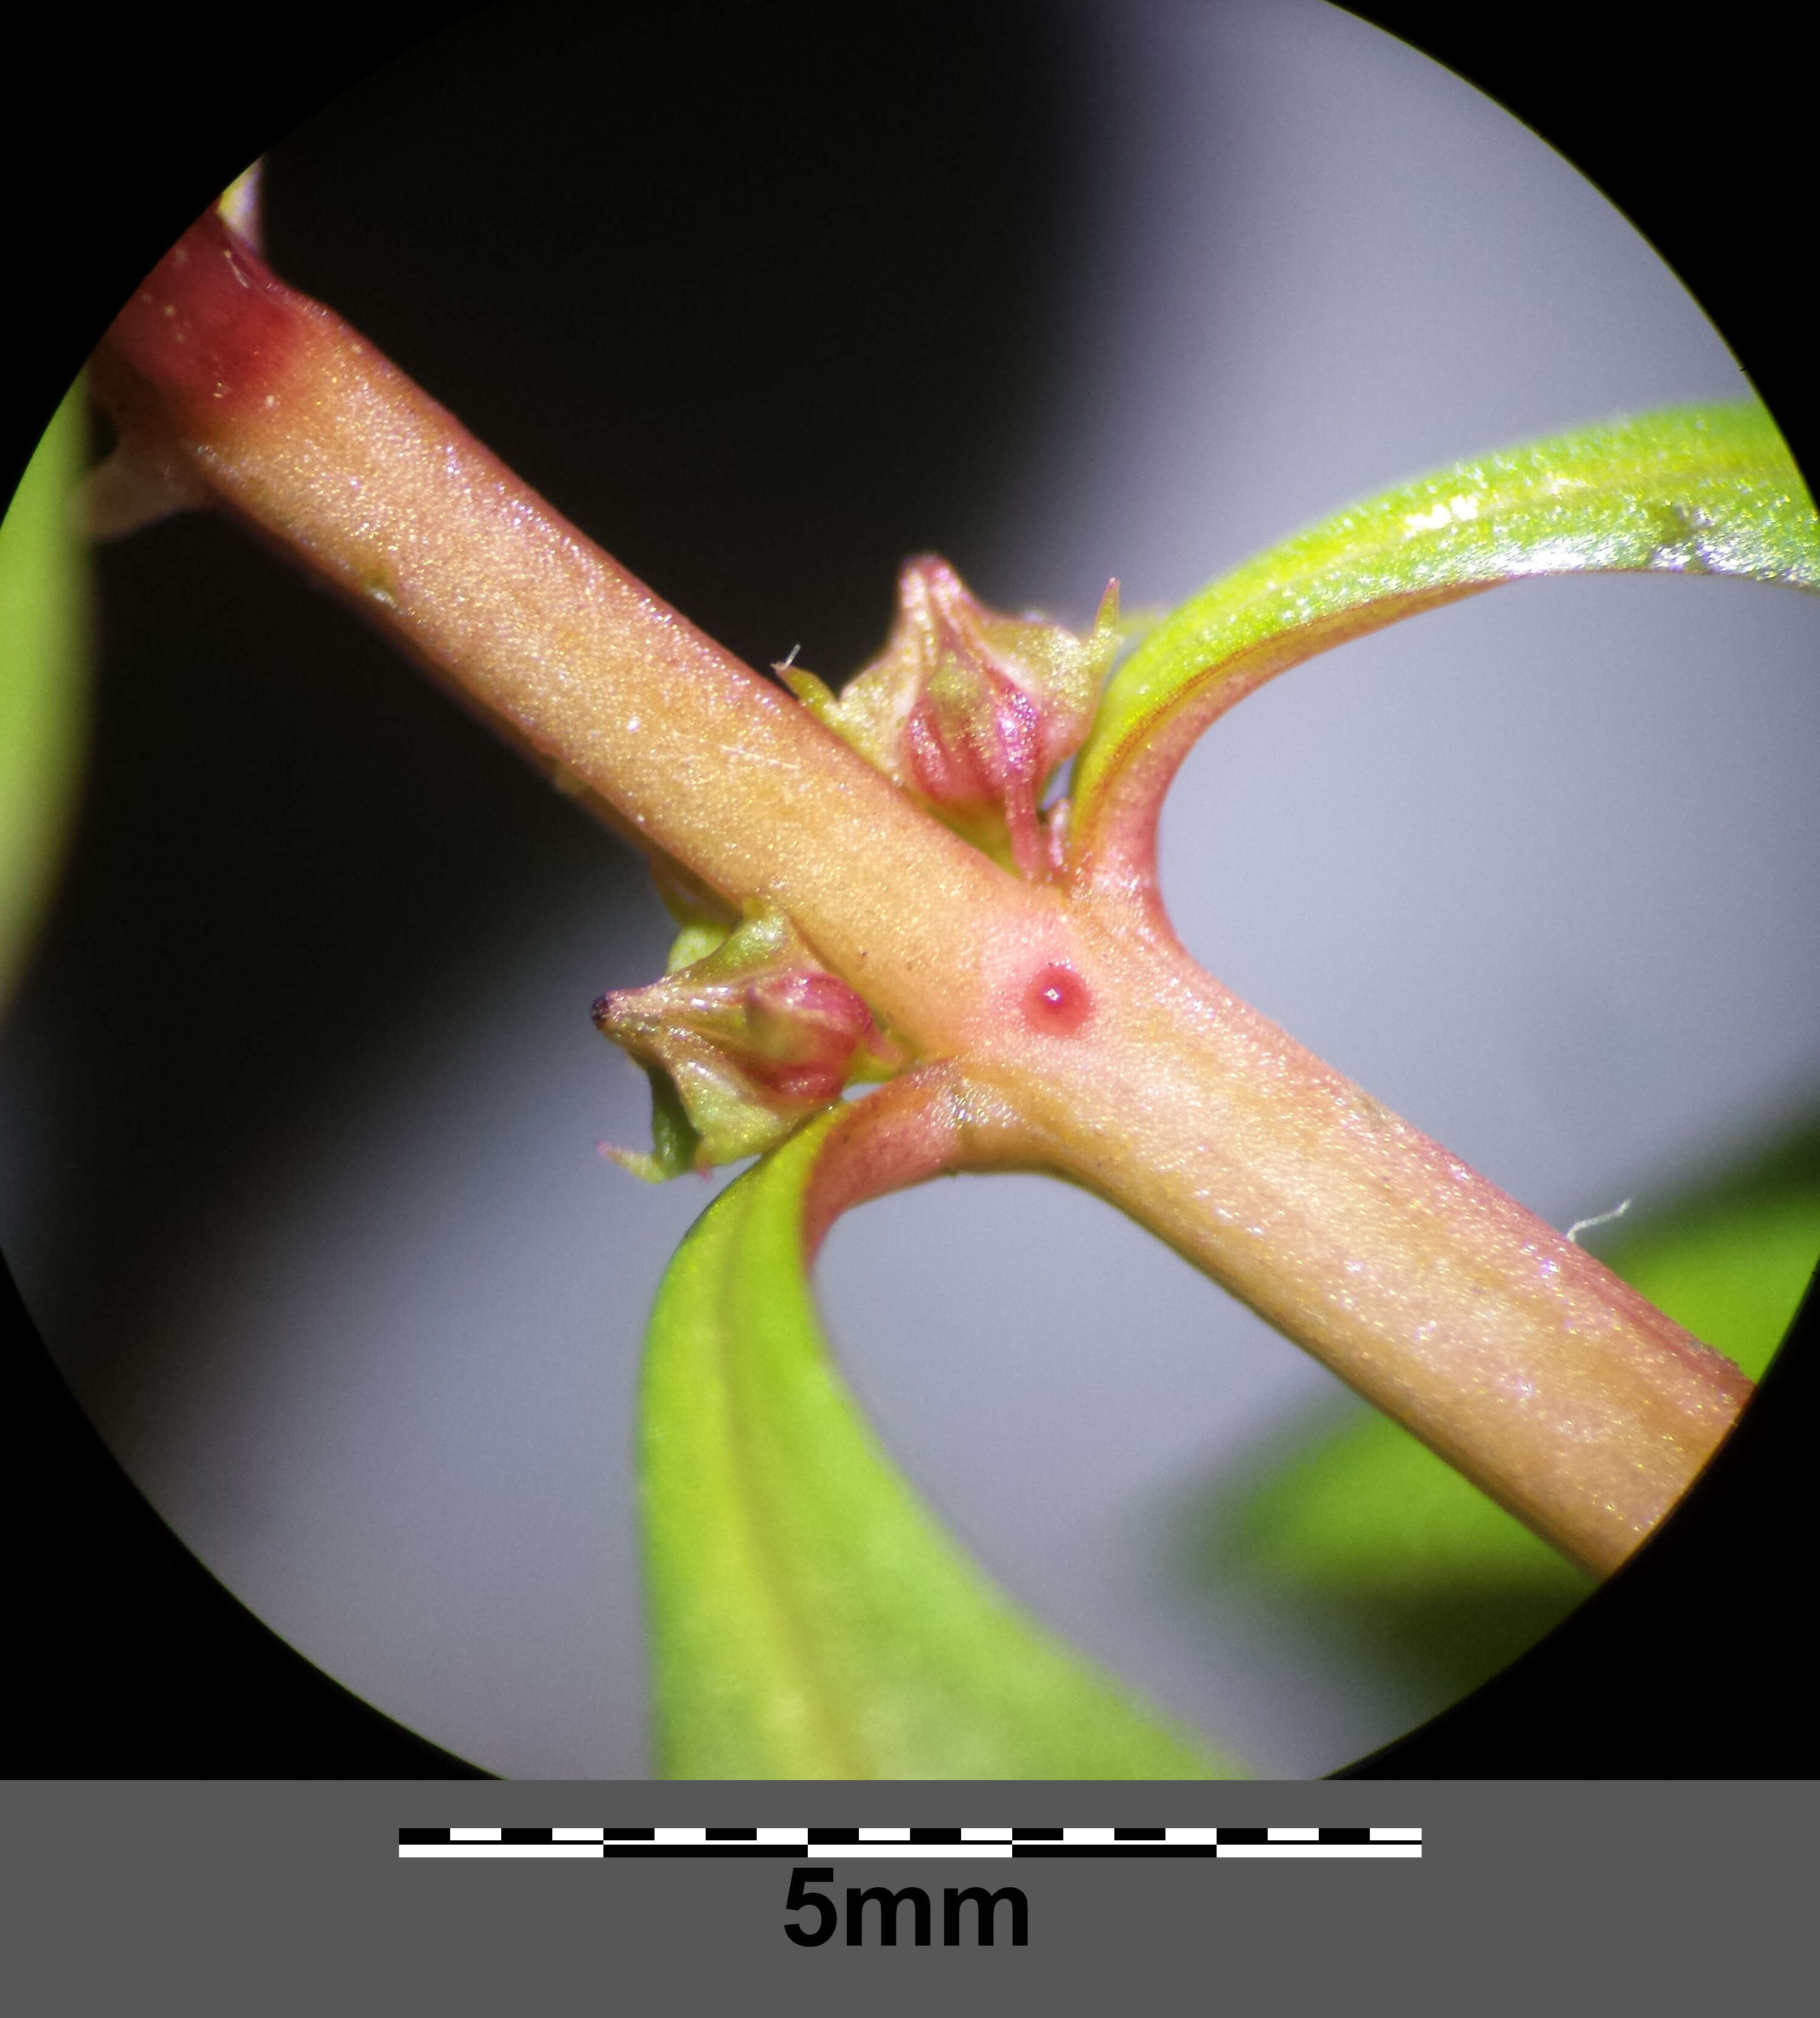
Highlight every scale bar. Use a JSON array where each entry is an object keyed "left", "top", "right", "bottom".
[{"left": 400, "top": 1825, "right": 1421, "bottom": 1861}]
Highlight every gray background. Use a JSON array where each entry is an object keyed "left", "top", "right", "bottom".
[
  {"left": 3, "top": 0, "right": 1817, "bottom": 1776},
  {"left": 7, "top": 1780, "right": 1809, "bottom": 2014}
]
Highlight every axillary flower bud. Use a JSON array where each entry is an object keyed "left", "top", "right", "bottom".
[
  {"left": 593, "top": 906, "right": 906, "bottom": 1180},
  {"left": 783, "top": 556, "right": 1120, "bottom": 879}
]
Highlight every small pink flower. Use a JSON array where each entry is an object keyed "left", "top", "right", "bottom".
[
  {"left": 593, "top": 908, "right": 904, "bottom": 1178},
  {"left": 784, "top": 557, "right": 1119, "bottom": 879}
]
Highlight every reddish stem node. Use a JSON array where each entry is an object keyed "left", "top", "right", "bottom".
[{"left": 100, "top": 211, "right": 300, "bottom": 427}]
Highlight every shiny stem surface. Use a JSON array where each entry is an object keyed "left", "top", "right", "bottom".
[{"left": 92, "top": 209, "right": 1751, "bottom": 1576}]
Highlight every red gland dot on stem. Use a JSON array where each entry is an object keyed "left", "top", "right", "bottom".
[{"left": 1022, "top": 962, "right": 1093, "bottom": 1035}]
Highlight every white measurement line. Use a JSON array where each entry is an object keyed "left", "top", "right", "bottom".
[{"left": 400, "top": 1824, "right": 1422, "bottom": 1862}]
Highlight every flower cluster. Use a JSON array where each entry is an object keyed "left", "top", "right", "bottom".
[
  {"left": 594, "top": 906, "right": 904, "bottom": 1178},
  {"left": 783, "top": 556, "right": 1120, "bottom": 879}
]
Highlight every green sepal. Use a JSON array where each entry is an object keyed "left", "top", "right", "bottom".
[
  {"left": 664, "top": 918, "right": 732, "bottom": 976},
  {"left": 647, "top": 851, "right": 738, "bottom": 973},
  {"left": 608, "top": 1066, "right": 706, "bottom": 1186}
]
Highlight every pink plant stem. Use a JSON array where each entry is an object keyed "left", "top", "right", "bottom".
[
  {"left": 91, "top": 214, "right": 1039, "bottom": 1015},
  {"left": 976, "top": 884, "right": 1750, "bottom": 1578},
  {"left": 91, "top": 210, "right": 1751, "bottom": 1578}
]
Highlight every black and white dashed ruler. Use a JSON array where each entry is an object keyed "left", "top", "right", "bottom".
[{"left": 399, "top": 1825, "right": 1420, "bottom": 1860}]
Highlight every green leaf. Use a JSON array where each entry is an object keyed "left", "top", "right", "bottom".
[
  {"left": 1, "top": 385, "right": 90, "bottom": 1011},
  {"left": 1600, "top": 1129, "right": 1820, "bottom": 1381},
  {"left": 1070, "top": 402, "right": 1820, "bottom": 864},
  {"left": 640, "top": 1105, "right": 1238, "bottom": 1778},
  {"left": 1204, "top": 1122, "right": 1820, "bottom": 1700}
]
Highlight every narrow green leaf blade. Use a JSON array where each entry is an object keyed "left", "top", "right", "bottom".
[
  {"left": 1, "top": 385, "right": 90, "bottom": 1010},
  {"left": 1071, "top": 402, "right": 1819, "bottom": 865},
  {"left": 641, "top": 1108, "right": 1238, "bottom": 1778}
]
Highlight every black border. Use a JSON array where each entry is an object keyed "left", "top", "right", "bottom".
[
  {"left": 5, "top": 0, "right": 1815, "bottom": 1776},
  {"left": 1336, "top": 1, "right": 1819, "bottom": 1775},
  {"left": 3, "top": 2, "right": 493, "bottom": 1778}
]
